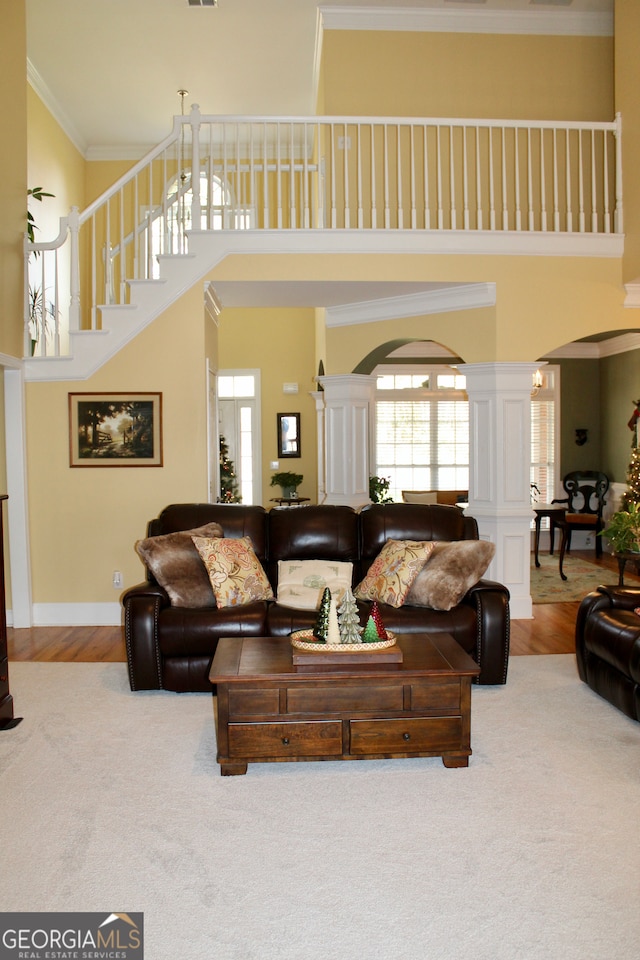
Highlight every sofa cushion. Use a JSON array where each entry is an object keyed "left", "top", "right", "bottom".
[
  {"left": 276, "top": 559, "right": 353, "bottom": 610},
  {"left": 135, "top": 522, "right": 223, "bottom": 607},
  {"left": 406, "top": 540, "right": 495, "bottom": 611},
  {"left": 192, "top": 535, "right": 274, "bottom": 608},
  {"left": 354, "top": 539, "right": 435, "bottom": 608}
]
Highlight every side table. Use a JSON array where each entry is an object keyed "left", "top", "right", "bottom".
[{"left": 533, "top": 504, "right": 567, "bottom": 567}]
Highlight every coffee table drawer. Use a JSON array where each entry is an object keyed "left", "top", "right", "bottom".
[
  {"left": 286, "top": 683, "right": 403, "bottom": 715},
  {"left": 228, "top": 720, "right": 343, "bottom": 759},
  {"left": 350, "top": 716, "right": 463, "bottom": 755}
]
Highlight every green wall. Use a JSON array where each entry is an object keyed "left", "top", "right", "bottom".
[
  {"left": 601, "top": 348, "right": 640, "bottom": 482},
  {"left": 556, "top": 360, "right": 602, "bottom": 475}
]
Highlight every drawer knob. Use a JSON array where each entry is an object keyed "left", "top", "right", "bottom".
[
  {"left": 281, "top": 737, "right": 290, "bottom": 745},
  {"left": 403, "top": 732, "right": 411, "bottom": 741}
]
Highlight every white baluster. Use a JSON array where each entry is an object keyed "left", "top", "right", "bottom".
[
  {"left": 424, "top": 124, "right": 431, "bottom": 230},
  {"left": 475, "top": 126, "right": 482, "bottom": 231},
  {"left": 449, "top": 126, "right": 456, "bottom": 230},
  {"left": 501, "top": 127, "right": 508, "bottom": 230},
  {"left": 462, "top": 126, "right": 469, "bottom": 230},
  {"left": 397, "top": 124, "right": 403, "bottom": 230},
  {"left": 578, "top": 130, "right": 585, "bottom": 233},
  {"left": 514, "top": 126, "right": 521, "bottom": 232},
  {"left": 489, "top": 127, "right": 496, "bottom": 231},
  {"left": 371, "top": 123, "right": 377, "bottom": 229},
  {"left": 614, "top": 112, "right": 623, "bottom": 234},
  {"left": 527, "top": 128, "right": 534, "bottom": 231},
  {"left": 591, "top": 129, "right": 598, "bottom": 233},
  {"left": 436, "top": 125, "right": 443, "bottom": 230},
  {"left": 566, "top": 128, "right": 573, "bottom": 232},
  {"left": 553, "top": 129, "right": 559, "bottom": 232}
]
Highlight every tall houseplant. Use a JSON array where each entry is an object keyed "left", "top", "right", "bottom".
[{"left": 27, "top": 186, "right": 55, "bottom": 355}]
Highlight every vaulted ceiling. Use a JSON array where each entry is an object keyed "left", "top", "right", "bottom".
[{"left": 27, "top": 0, "right": 614, "bottom": 158}]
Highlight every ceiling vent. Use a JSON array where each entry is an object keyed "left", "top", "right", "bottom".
[{"left": 188, "top": 0, "right": 218, "bottom": 6}]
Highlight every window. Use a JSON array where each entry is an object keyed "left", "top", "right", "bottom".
[
  {"left": 144, "top": 169, "right": 253, "bottom": 278},
  {"left": 375, "top": 367, "right": 469, "bottom": 502},
  {"left": 374, "top": 364, "right": 559, "bottom": 507},
  {"left": 531, "top": 366, "right": 559, "bottom": 506}
]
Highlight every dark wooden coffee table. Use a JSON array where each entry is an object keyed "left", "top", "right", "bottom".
[{"left": 209, "top": 634, "right": 480, "bottom": 776}]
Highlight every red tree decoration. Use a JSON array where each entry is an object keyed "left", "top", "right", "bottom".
[{"left": 369, "top": 600, "right": 388, "bottom": 639}]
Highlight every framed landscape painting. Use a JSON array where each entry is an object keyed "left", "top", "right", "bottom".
[{"left": 69, "top": 392, "right": 163, "bottom": 467}]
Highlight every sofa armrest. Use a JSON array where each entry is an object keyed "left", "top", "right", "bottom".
[
  {"left": 461, "top": 579, "right": 511, "bottom": 684},
  {"left": 123, "top": 581, "right": 170, "bottom": 690},
  {"left": 575, "top": 585, "right": 640, "bottom": 683}
]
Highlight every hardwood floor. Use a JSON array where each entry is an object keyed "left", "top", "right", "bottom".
[{"left": 7, "top": 550, "right": 636, "bottom": 662}]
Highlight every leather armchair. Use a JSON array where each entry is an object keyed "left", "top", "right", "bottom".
[{"left": 575, "top": 585, "right": 640, "bottom": 720}]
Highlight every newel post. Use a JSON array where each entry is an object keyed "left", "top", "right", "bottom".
[{"left": 68, "top": 206, "right": 81, "bottom": 332}]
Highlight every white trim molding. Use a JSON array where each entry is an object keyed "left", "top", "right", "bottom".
[
  {"left": 325, "top": 282, "right": 496, "bottom": 327},
  {"left": 319, "top": 5, "right": 613, "bottom": 38}
]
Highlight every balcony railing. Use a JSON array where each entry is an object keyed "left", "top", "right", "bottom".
[{"left": 25, "top": 106, "right": 623, "bottom": 359}]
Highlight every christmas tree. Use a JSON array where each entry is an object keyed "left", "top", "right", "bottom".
[
  {"left": 219, "top": 435, "right": 241, "bottom": 503},
  {"left": 369, "top": 600, "right": 388, "bottom": 639},
  {"left": 622, "top": 400, "right": 640, "bottom": 509},
  {"left": 337, "top": 588, "right": 363, "bottom": 644},
  {"left": 623, "top": 446, "right": 640, "bottom": 508},
  {"left": 362, "top": 616, "right": 380, "bottom": 643},
  {"left": 313, "top": 588, "right": 332, "bottom": 642}
]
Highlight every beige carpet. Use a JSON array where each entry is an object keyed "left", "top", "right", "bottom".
[
  {"left": 1, "top": 657, "right": 639, "bottom": 960},
  {"left": 530, "top": 552, "right": 620, "bottom": 603}
]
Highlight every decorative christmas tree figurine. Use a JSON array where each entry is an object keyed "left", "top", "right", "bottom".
[
  {"left": 337, "top": 588, "right": 363, "bottom": 644},
  {"left": 362, "top": 616, "right": 380, "bottom": 643},
  {"left": 327, "top": 594, "right": 341, "bottom": 644},
  {"left": 313, "top": 587, "right": 332, "bottom": 642},
  {"left": 369, "top": 600, "right": 388, "bottom": 639},
  {"left": 219, "top": 435, "right": 241, "bottom": 503}
]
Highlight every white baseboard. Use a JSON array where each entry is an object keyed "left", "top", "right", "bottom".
[{"left": 30, "top": 603, "right": 122, "bottom": 627}]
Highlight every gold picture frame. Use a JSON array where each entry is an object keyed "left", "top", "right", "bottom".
[{"left": 69, "top": 392, "right": 163, "bottom": 467}]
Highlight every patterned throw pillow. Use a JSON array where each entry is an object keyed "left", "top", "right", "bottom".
[
  {"left": 192, "top": 535, "right": 274, "bottom": 609},
  {"left": 354, "top": 539, "right": 436, "bottom": 608},
  {"left": 276, "top": 559, "right": 353, "bottom": 610}
]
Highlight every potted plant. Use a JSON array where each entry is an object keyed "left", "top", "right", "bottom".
[
  {"left": 369, "top": 475, "right": 394, "bottom": 504},
  {"left": 599, "top": 502, "right": 640, "bottom": 554},
  {"left": 270, "top": 470, "right": 303, "bottom": 499}
]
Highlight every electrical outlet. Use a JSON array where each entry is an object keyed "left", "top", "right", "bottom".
[
  {"left": 112, "top": 571, "right": 123, "bottom": 589},
  {"left": 338, "top": 135, "right": 351, "bottom": 150}
]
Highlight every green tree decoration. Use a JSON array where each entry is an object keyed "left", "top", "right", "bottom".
[
  {"left": 219, "top": 435, "right": 241, "bottom": 503},
  {"left": 313, "top": 587, "right": 332, "bottom": 642},
  {"left": 362, "top": 616, "right": 380, "bottom": 643},
  {"left": 327, "top": 594, "right": 341, "bottom": 644},
  {"left": 369, "top": 600, "right": 388, "bottom": 639},
  {"left": 337, "top": 588, "right": 363, "bottom": 644}
]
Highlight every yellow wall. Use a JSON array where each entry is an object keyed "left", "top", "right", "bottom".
[
  {"left": 0, "top": 1, "right": 27, "bottom": 359},
  {"left": 209, "top": 251, "right": 627, "bottom": 369},
  {"left": 217, "top": 307, "right": 318, "bottom": 503},
  {"left": 25, "top": 285, "right": 211, "bottom": 601},
  {"left": 27, "top": 87, "right": 85, "bottom": 228},
  {"left": 615, "top": 0, "right": 640, "bottom": 283},
  {"left": 321, "top": 30, "right": 613, "bottom": 121}
]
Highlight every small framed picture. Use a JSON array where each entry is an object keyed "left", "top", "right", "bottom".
[
  {"left": 69, "top": 392, "right": 163, "bottom": 467},
  {"left": 277, "top": 412, "right": 301, "bottom": 458}
]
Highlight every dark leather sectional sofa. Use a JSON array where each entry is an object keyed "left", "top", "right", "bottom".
[{"left": 123, "top": 502, "right": 510, "bottom": 692}]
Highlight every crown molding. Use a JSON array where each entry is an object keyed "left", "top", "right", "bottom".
[
  {"left": 319, "top": 5, "right": 613, "bottom": 37},
  {"left": 325, "top": 281, "right": 496, "bottom": 327},
  {"left": 27, "top": 58, "right": 87, "bottom": 157},
  {"left": 543, "top": 332, "right": 640, "bottom": 359}
]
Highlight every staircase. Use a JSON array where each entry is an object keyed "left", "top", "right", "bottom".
[{"left": 24, "top": 107, "right": 624, "bottom": 383}]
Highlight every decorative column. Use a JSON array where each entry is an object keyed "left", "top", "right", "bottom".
[
  {"left": 317, "top": 374, "right": 377, "bottom": 508},
  {"left": 460, "top": 362, "right": 539, "bottom": 620}
]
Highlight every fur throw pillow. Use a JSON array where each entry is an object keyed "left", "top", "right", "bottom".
[
  {"left": 405, "top": 540, "right": 495, "bottom": 611},
  {"left": 135, "top": 522, "right": 224, "bottom": 608}
]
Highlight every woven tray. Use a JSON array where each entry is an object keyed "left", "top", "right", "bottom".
[{"left": 290, "top": 629, "right": 402, "bottom": 665}]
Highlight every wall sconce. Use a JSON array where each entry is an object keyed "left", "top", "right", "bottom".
[
  {"left": 531, "top": 369, "right": 544, "bottom": 397},
  {"left": 575, "top": 428, "right": 588, "bottom": 446}
]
